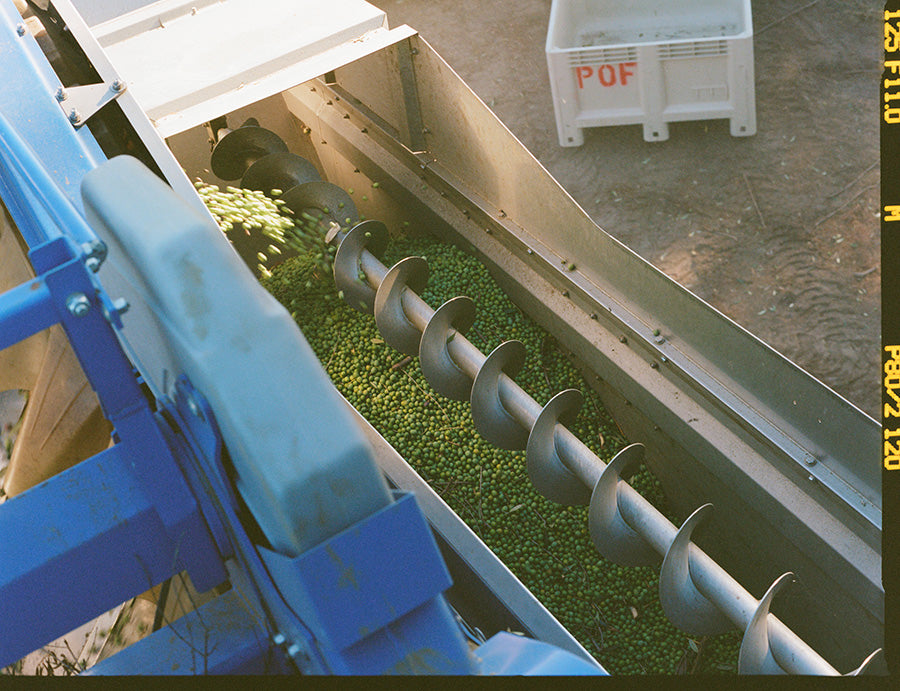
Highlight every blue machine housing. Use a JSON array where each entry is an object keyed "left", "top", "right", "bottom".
[{"left": 0, "top": 0, "right": 604, "bottom": 675}]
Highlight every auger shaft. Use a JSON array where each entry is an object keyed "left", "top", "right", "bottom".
[{"left": 356, "top": 228, "right": 839, "bottom": 675}]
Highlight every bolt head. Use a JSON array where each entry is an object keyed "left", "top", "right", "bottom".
[
  {"left": 16, "top": 24, "right": 26, "bottom": 36},
  {"left": 112, "top": 79, "right": 125, "bottom": 92},
  {"left": 66, "top": 293, "right": 91, "bottom": 317},
  {"left": 68, "top": 109, "right": 81, "bottom": 125},
  {"left": 56, "top": 87, "right": 67, "bottom": 102}
]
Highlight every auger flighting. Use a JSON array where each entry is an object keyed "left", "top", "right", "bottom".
[{"left": 207, "top": 120, "right": 882, "bottom": 676}]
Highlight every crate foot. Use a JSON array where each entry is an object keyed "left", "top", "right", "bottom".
[
  {"left": 730, "top": 119, "right": 756, "bottom": 137},
  {"left": 642, "top": 122, "right": 669, "bottom": 142},
  {"left": 558, "top": 128, "right": 584, "bottom": 147}
]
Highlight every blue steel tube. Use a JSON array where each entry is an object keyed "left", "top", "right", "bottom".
[
  {"left": 0, "top": 276, "right": 57, "bottom": 350},
  {"left": 0, "top": 113, "right": 99, "bottom": 249}
]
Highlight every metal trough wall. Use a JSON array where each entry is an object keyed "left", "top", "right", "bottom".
[{"left": 277, "top": 34, "right": 881, "bottom": 670}]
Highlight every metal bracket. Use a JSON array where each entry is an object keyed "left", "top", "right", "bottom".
[
  {"left": 396, "top": 37, "right": 427, "bottom": 153},
  {"left": 57, "top": 79, "right": 127, "bottom": 128}
]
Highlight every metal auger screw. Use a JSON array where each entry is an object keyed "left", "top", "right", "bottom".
[
  {"left": 619, "top": 335, "right": 628, "bottom": 344},
  {"left": 66, "top": 293, "right": 91, "bottom": 317},
  {"left": 651, "top": 362, "right": 660, "bottom": 370},
  {"left": 56, "top": 87, "right": 67, "bottom": 102},
  {"left": 16, "top": 24, "right": 25, "bottom": 36}
]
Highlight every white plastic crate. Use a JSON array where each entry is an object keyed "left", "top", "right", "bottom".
[{"left": 546, "top": 0, "right": 756, "bottom": 145}]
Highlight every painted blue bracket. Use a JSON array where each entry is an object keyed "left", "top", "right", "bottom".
[
  {"left": 83, "top": 590, "right": 288, "bottom": 676},
  {"left": 0, "top": 443, "right": 225, "bottom": 669},
  {"left": 0, "top": 276, "right": 57, "bottom": 350},
  {"left": 259, "top": 491, "right": 475, "bottom": 674}
]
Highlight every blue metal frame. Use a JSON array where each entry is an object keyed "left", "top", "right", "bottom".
[{"left": 0, "top": 0, "right": 604, "bottom": 673}]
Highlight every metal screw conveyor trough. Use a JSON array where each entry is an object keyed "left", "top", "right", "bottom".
[{"left": 208, "top": 121, "right": 883, "bottom": 677}]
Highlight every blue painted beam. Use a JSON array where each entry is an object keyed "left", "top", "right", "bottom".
[
  {"left": 0, "top": 276, "right": 57, "bottom": 350},
  {"left": 0, "top": 0, "right": 105, "bottom": 249},
  {"left": 0, "top": 445, "right": 193, "bottom": 668},
  {"left": 83, "top": 589, "right": 287, "bottom": 675}
]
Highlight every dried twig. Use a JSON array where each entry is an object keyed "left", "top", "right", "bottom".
[
  {"left": 756, "top": 0, "right": 821, "bottom": 35},
  {"left": 743, "top": 173, "right": 766, "bottom": 229},
  {"left": 390, "top": 355, "right": 413, "bottom": 371},
  {"left": 826, "top": 161, "right": 877, "bottom": 199},
  {"left": 814, "top": 183, "right": 878, "bottom": 226}
]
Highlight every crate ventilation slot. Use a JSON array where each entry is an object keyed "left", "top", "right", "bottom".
[
  {"left": 658, "top": 40, "right": 729, "bottom": 60},
  {"left": 569, "top": 46, "right": 638, "bottom": 67}
]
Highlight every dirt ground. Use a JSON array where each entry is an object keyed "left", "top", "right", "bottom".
[{"left": 372, "top": 0, "right": 881, "bottom": 419}]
